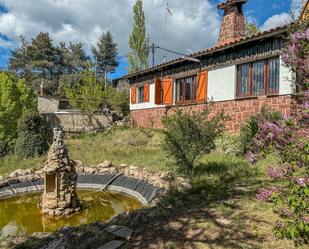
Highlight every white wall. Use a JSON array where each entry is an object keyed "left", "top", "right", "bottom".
[
  {"left": 279, "top": 57, "right": 293, "bottom": 95},
  {"left": 208, "top": 65, "right": 235, "bottom": 102},
  {"left": 130, "top": 83, "right": 165, "bottom": 110},
  {"left": 130, "top": 57, "right": 294, "bottom": 111}
]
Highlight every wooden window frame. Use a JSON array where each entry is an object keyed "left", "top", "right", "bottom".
[
  {"left": 137, "top": 86, "right": 144, "bottom": 103},
  {"left": 175, "top": 75, "right": 197, "bottom": 104},
  {"left": 236, "top": 57, "right": 279, "bottom": 99}
]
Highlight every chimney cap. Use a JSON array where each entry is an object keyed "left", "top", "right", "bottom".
[{"left": 217, "top": 0, "right": 247, "bottom": 9}]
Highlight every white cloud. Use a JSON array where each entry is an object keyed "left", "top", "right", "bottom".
[
  {"left": 261, "top": 13, "right": 291, "bottom": 30},
  {"left": 260, "top": 0, "right": 306, "bottom": 31},
  {"left": 0, "top": 0, "right": 220, "bottom": 65},
  {"left": 291, "top": 0, "right": 304, "bottom": 16}
]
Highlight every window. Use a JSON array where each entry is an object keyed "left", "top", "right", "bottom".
[
  {"left": 236, "top": 57, "right": 280, "bottom": 98},
  {"left": 175, "top": 75, "right": 197, "bottom": 103},
  {"left": 137, "top": 86, "right": 144, "bottom": 103}
]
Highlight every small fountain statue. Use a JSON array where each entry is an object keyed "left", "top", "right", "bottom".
[{"left": 41, "top": 128, "right": 81, "bottom": 217}]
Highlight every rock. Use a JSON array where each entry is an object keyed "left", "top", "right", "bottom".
[
  {"left": 9, "top": 169, "right": 25, "bottom": 178},
  {"left": 32, "top": 232, "right": 53, "bottom": 239},
  {"left": 76, "top": 166, "right": 84, "bottom": 174},
  {"left": 24, "top": 169, "right": 35, "bottom": 175},
  {"left": 160, "top": 172, "right": 169, "bottom": 179},
  {"left": 119, "top": 163, "right": 127, "bottom": 168},
  {"left": 74, "top": 160, "right": 84, "bottom": 167},
  {"left": 98, "top": 160, "right": 113, "bottom": 168},
  {"left": 97, "top": 240, "right": 124, "bottom": 249},
  {"left": 0, "top": 175, "right": 3, "bottom": 181},
  {"left": 216, "top": 217, "right": 232, "bottom": 226},
  {"left": 98, "top": 168, "right": 110, "bottom": 174},
  {"left": 105, "top": 225, "right": 133, "bottom": 240},
  {"left": 108, "top": 167, "right": 118, "bottom": 174},
  {"left": 65, "top": 193, "right": 72, "bottom": 203},
  {"left": 83, "top": 167, "right": 97, "bottom": 174}
]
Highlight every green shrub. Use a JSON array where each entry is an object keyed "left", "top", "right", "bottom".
[
  {"left": 14, "top": 112, "right": 49, "bottom": 159},
  {"left": 162, "top": 108, "right": 226, "bottom": 175},
  {"left": 214, "top": 133, "right": 241, "bottom": 156},
  {"left": 239, "top": 106, "right": 282, "bottom": 155},
  {"left": 105, "top": 86, "right": 129, "bottom": 117},
  {"left": 0, "top": 72, "right": 36, "bottom": 158}
]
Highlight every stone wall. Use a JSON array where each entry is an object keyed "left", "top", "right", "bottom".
[
  {"left": 38, "top": 96, "right": 59, "bottom": 114},
  {"left": 44, "top": 112, "right": 112, "bottom": 132},
  {"left": 0, "top": 161, "right": 190, "bottom": 196},
  {"left": 131, "top": 95, "right": 295, "bottom": 133}
]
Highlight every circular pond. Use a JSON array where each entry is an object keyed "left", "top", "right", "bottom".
[{"left": 0, "top": 190, "right": 142, "bottom": 238}]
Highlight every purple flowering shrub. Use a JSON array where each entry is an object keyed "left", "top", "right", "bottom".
[
  {"left": 251, "top": 114, "right": 309, "bottom": 245},
  {"left": 282, "top": 19, "right": 309, "bottom": 91},
  {"left": 249, "top": 18, "right": 309, "bottom": 245}
]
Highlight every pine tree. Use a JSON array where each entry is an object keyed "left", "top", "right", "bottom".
[
  {"left": 92, "top": 31, "right": 119, "bottom": 77},
  {"left": 27, "top": 32, "right": 58, "bottom": 81},
  {"left": 128, "top": 0, "right": 150, "bottom": 73},
  {"left": 59, "top": 42, "right": 88, "bottom": 74},
  {"left": 9, "top": 36, "right": 32, "bottom": 82}
]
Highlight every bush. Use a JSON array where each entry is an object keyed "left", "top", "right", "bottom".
[
  {"left": 214, "top": 133, "right": 241, "bottom": 156},
  {"left": 0, "top": 72, "right": 36, "bottom": 158},
  {"left": 162, "top": 108, "right": 226, "bottom": 175},
  {"left": 239, "top": 106, "right": 282, "bottom": 155},
  {"left": 15, "top": 112, "right": 49, "bottom": 159},
  {"left": 251, "top": 113, "right": 309, "bottom": 245},
  {"left": 105, "top": 86, "right": 129, "bottom": 117}
]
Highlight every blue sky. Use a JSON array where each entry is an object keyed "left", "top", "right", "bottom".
[{"left": 0, "top": 0, "right": 299, "bottom": 79}]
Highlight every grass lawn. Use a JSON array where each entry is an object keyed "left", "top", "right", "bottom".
[
  {"left": 0, "top": 128, "right": 305, "bottom": 248},
  {"left": 0, "top": 128, "right": 170, "bottom": 176}
]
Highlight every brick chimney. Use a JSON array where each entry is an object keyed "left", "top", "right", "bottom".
[{"left": 217, "top": 0, "right": 247, "bottom": 46}]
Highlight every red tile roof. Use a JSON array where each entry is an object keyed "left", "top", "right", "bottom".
[{"left": 124, "top": 25, "right": 288, "bottom": 79}]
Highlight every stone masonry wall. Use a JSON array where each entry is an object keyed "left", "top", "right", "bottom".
[
  {"left": 131, "top": 95, "right": 295, "bottom": 133},
  {"left": 44, "top": 113, "right": 112, "bottom": 133}
]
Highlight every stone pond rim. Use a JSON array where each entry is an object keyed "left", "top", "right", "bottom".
[{"left": 0, "top": 173, "right": 165, "bottom": 206}]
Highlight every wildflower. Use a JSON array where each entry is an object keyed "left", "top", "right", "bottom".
[
  {"left": 280, "top": 207, "right": 293, "bottom": 218},
  {"left": 246, "top": 151, "right": 255, "bottom": 163},
  {"left": 267, "top": 166, "right": 289, "bottom": 179},
  {"left": 256, "top": 187, "right": 278, "bottom": 201},
  {"left": 295, "top": 177, "right": 309, "bottom": 187}
]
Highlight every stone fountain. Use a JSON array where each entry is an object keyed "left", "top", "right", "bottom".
[{"left": 41, "top": 128, "right": 81, "bottom": 217}]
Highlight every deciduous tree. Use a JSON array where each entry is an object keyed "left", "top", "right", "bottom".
[
  {"left": 64, "top": 66, "right": 105, "bottom": 128},
  {"left": 0, "top": 72, "right": 36, "bottom": 157},
  {"left": 128, "top": 0, "right": 150, "bottom": 73}
]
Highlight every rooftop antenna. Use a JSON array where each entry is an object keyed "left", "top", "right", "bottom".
[{"left": 162, "top": 2, "right": 172, "bottom": 63}]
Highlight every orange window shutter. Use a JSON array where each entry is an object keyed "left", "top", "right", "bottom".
[
  {"left": 131, "top": 85, "right": 136, "bottom": 104},
  {"left": 196, "top": 70, "right": 208, "bottom": 102},
  {"left": 162, "top": 77, "right": 173, "bottom": 105},
  {"left": 154, "top": 78, "right": 162, "bottom": 104},
  {"left": 144, "top": 83, "right": 150, "bottom": 102}
]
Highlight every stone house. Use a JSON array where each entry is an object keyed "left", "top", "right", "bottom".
[{"left": 115, "top": 0, "right": 303, "bottom": 133}]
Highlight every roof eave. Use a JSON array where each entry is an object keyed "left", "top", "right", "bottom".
[{"left": 123, "top": 25, "right": 288, "bottom": 80}]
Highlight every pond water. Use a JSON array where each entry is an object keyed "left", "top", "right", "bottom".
[{"left": 0, "top": 190, "right": 142, "bottom": 238}]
